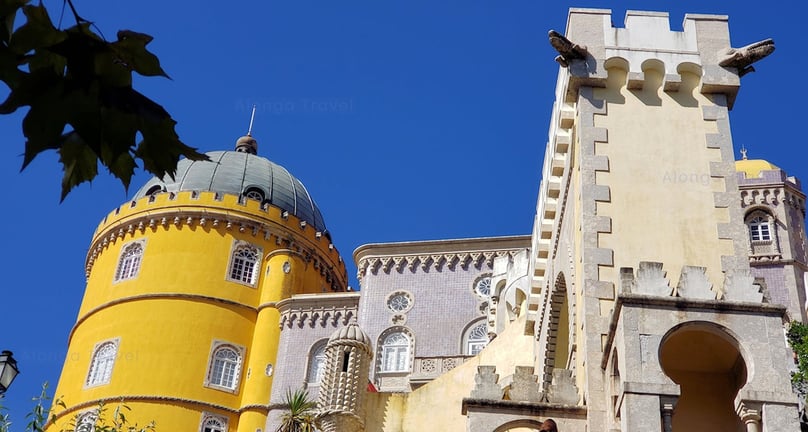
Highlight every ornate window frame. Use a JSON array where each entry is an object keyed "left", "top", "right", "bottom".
[
  {"left": 377, "top": 327, "right": 414, "bottom": 374},
  {"left": 74, "top": 410, "right": 98, "bottom": 432},
  {"left": 461, "top": 319, "right": 489, "bottom": 355},
  {"left": 472, "top": 273, "right": 493, "bottom": 298},
  {"left": 204, "top": 341, "right": 245, "bottom": 393},
  {"left": 306, "top": 339, "right": 328, "bottom": 385},
  {"left": 226, "top": 240, "right": 262, "bottom": 287},
  {"left": 113, "top": 240, "right": 146, "bottom": 283},
  {"left": 85, "top": 338, "right": 119, "bottom": 388},
  {"left": 199, "top": 412, "right": 228, "bottom": 432},
  {"left": 385, "top": 290, "right": 414, "bottom": 314}
]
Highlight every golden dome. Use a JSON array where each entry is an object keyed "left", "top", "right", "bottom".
[{"left": 735, "top": 158, "right": 779, "bottom": 178}]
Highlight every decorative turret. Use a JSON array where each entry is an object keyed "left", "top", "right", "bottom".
[{"left": 316, "top": 320, "right": 373, "bottom": 432}]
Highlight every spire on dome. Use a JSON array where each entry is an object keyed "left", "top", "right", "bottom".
[{"left": 235, "top": 104, "right": 258, "bottom": 154}]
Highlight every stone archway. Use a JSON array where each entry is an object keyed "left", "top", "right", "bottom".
[
  {"left": 493, "top": 419, "right": 543, "bottom": 432},
  {"left": 659, "top": 323, "right": 747, "bottom": 431}
]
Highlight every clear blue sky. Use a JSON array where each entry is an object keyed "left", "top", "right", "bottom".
[{"left": 0, "top": 0, "right": 804, "bottom": 425}]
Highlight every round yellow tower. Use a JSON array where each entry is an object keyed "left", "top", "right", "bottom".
[{"left": 47, "top": 136, "right": 347, "bottom": 432}]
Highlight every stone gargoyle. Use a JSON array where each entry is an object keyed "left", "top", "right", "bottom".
[
  {"left": 548, "top": 30, "right": 587, "bottom": 67},
  {"left": 718, "top": 38, "right": 775, "bottom": 77}
]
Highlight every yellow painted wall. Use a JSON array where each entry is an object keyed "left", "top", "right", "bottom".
[
  {"left": 367, "top": 315, "right": 534, "bottom": 432},
  {"left": 48, "top": 191, "right": 347, "bottom": 432},
  {"left": 593, "top": 68, "right": 731, "bottom": 294}
]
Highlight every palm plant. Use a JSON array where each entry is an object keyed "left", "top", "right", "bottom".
[{"left": 276, "top": 389, "right": 316, "bottom": 432}]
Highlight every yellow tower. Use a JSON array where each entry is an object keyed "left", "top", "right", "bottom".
[{"left": 47, "top": 134, "right": 347, "bottom": 432}]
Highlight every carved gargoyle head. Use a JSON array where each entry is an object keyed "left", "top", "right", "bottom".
[{"left": 718, "top": 38, "right": 775, "bottom": 77}]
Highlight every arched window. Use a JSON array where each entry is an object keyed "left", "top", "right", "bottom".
[
  {"left": 380, "top": 332, "right": 411, "bottom": 372},
  {"left": 75, "top": 411, "right": 97, "bottom": 432},
  {"left": 464, "top": 321, "right": 489, "bottom": 355},
  {"left": 199, "top": 413, "right": 228, "bottom": 432},
  {"left": 206, "top": 344, "right": 243, "bottom": 391},
  {"left": 307, "top": 340, "right": 327, "bottom": 384},
  {"left": 227, "top": 243, "right": 260, "bottom": 285},
  {"left": 749, "top": 216, "right": 772, "bottom": 241},
  {"left": 86, "top": 340, "right": 118, "bottom": 387},
  {"left": 114, "top": 241, "right": 144, "bottom": 282}
]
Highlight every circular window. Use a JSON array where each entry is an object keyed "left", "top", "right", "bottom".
[
  {"left": 387, "top": 291, "right": 413, "bottom": 313},
  {"left": 475, "top": 277, "right": 492, "bottom": 297}
]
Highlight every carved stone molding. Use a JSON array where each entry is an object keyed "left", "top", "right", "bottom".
[
  {"left": 277, "top": 293, "right": 360, "bottom": 330},
  {"left": 357, "top": 249, "right": 524, "bottom": 280}
]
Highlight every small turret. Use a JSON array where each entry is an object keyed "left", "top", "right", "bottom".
[{"left": 316, "top": 320, "right": 372, "bottom": 432}]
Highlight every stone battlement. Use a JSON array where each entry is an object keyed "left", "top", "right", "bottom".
[{"left": 620, "top": 261, "right": 764, "bottom": 302}]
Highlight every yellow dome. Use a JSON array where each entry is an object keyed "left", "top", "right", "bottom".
[{"left": 735, "top": 159, "right": 780, "bottom": 178}]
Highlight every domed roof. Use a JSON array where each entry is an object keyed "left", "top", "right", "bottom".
[
  {"left": 329, "top": 321, "right": 372, "bottom": 347},
  {"left": 735, "top": 158, "right": 780, "bottom": 179},
  {"left": 134, "top": 150, "right": 328, "bottom": 232}
]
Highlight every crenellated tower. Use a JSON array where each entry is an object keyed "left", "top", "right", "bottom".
[
  {"left": 47, "top": 134, "right": 348, "bottom": 432},
  {"left": 524, "top": 9, "right": 799, "bottom": 432}
]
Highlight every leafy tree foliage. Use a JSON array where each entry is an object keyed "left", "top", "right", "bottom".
[
  {"left": 0, "top": 383, "right": 155, "bottom": 432},
  {"left": 789, "top": 321, "right": 808, "bottom": 391},
  {"left": 0, "top": 0, "right": 207, "bottom": 200},
  {"left": 276, "top": 388, "right": 316, "bottom": 432}
]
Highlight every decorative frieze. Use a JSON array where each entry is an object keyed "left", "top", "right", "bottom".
[
  {"left": 409, "top": 355, "right": 472, "bottom": 384},
  {"left": 357, "top": 249, "right": 522, "bottom": 280}
]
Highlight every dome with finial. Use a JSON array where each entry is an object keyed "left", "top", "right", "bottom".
[
  {"left": 133, "top": 134, "right": 329, "bottom": 233},
  {"left": 735, "top": 147, "right": 780, "bottom": 179}
]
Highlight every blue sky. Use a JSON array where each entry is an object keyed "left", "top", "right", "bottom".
[{"left": 0, "top": 0, "right": 804, "bottom": 425}]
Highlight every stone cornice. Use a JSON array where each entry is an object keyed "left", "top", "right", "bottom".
[
  {"left": 356, "top": 248, "right": 528, "bottom": 281},
  {"left": 69, "top": 293, "right": 260, "bottom": 346},
  {"left": 52, "top": 395, "right": 270, "bottom": 423},
  {"left": 85, "top": 207, "right": 347, "bottom": 291},
  {"left": 277, "top": 292, "right": 360, "bottom": 329}
]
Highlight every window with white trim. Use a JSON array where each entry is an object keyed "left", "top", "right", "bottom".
[
  {"left": 464, "top": 321, "right": 489, "bottom": 355},
  {"left": 75, "top": 411, "right": 97, "bottom": 432},
  {"left": 114, "top": 241, "right": 144, "bottom": 282},
  {"left": 86, "top": 340, "right": 118, "bottom": 387},
  {"left": 749, "top": 216, "right": 772, "bottom": 241},
  {"left": 206, "top": 342, "right": 243, "bottom": 391},
  {"left": 307, "top": 340, "right": 327, "bottom": 384},
  {"left": 473, "top": 274, "right": 492, "bottom": 297},
  {"left": 199, "top": 413, "right": 228, "bottom": 432},
  {"left": 380, "top": 332, "right": 411, "bottom": 372},
  {"left": 227, "top": 242, "right": 260, "bottom": 285}
]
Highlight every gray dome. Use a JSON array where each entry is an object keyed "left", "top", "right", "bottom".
[{"left": 134, "top": 151, "right": 328, "bottom": 233}]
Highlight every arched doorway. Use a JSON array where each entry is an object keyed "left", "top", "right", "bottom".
[{"left": 659, "top": 323, "right": 747, "bottom": 431}]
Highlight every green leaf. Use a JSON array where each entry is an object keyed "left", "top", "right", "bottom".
[
  {"left": 0, "top": 0, "right": 28, "bottom": 45},
  {"left": 58, "top": 131, "right": 99, "bottom": 201},
  {"left": 10, "top": 3, "right": 66, "bottom": 55},
  {"left": 21, "top": 89, "right": 67, "bottom": 170},
  {"left": 112, "top": 30, "right": 169, "bottom": 78}
]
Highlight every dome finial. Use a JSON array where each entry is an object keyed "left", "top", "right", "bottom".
[{"left": 235, "top": 104, "right": 258, "bottom": 154}]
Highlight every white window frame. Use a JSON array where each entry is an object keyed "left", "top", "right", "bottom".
[
  {"left": 199, "top": 412, "right": 228, "bottom": 432},
  {"left": 226, "top": 241, "right": 261, "bottom": 286},
  {"left": 75, "top": 410, "right": 98, "bottom": 432},
  {"left": 204, "top": 341, "right": 245, "bottom": 393},
  {"left": 749, "top": 216, "right": 772, "bottom": 242},
  {"left": 306, "top": 340, "right": 328, "bottom": 385},
  {"left": 463, "top": 320, "right": 489, "bottom": 355},
  {"left": 386, "top": 290, "right": 414, "bottom": 314},
  {"left": 85, "top": 339, "right": 119, "bottom": 388},
  {"left": 113, "top": 240, "right": 145, "bottom": 283},
  {"left": 473, "top": 274, "right": 493, "bottom": 298},
  {"left": 378, "top": 329, "right": 413, "bottom": 373}
]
